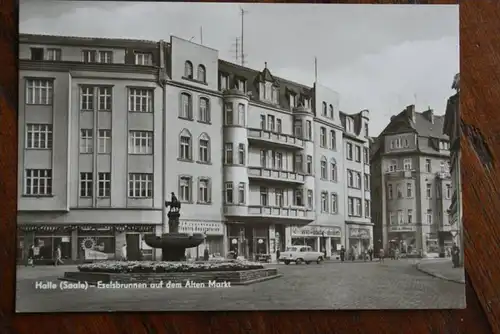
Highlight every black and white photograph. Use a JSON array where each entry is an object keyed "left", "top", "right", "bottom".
[{"left": 16, "top": 1, "right": 463, "bottom": 312}]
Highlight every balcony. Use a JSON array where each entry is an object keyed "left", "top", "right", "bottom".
[
  {"left": 385, "top": 169, "right": 414, "bottom": 179},
  {"left": 247, "top": 128, "right": 304, "bottom": 150},
  {"left": 224, "top": 205, "right": 314, "bottom": 225},
  {"left": 436, "top": 171, "right": 451, "bottom": 179},
  {"left": 247, "top": 167, "right": 305, "bottom": 185}
]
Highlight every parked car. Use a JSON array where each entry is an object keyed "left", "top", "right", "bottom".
[{"left": 279, "top": 245, "right": 324, "bottom": 265}]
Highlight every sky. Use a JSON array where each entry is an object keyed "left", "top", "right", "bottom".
[{"left": 19, "top": 1, "right": 459, "bottom": 136}]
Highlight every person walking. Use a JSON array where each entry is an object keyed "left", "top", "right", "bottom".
[
  {"left": 121, "top": 244, "right": 128, "bottom": 261},
  {"left": 276, "top": 248, "right": 281, "bottom": 264},
  {"left": 451, "top": 243, "right": 460, "bottom": 268},
  {"left": 203, "top": 247, "right": 209, "bottom": 261},
  {"left": 340, "top": 246, "right": 345, "bottom": 262},
  {"left": 350, "top": 246, "right": 356, "bottom": 262},
  {"left": 379, "top": 248, "right": 385, "bottom": 263},
  {"left": 368, "top": 248, "right": 373, "bottom": 262},
  {"left": 26, "top": 244, "right": 35, "bottom": 267},
  {"left": 54, "top": 245, "right": 64, "bottom": 266}
]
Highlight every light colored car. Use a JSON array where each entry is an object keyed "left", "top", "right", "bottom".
[{"left": 279, "top": 245, "right": 324, "bottom": 265}]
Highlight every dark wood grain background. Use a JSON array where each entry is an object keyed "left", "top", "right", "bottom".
[{"left": 1, "top": 0, "right": 499, "bottom": 333}]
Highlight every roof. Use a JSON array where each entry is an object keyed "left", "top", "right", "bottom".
[{"left": 19, "top": 33, "right": 160, "bottom": 48}]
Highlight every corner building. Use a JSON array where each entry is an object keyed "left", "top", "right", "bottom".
[{"left": 17, "top": 33, "right": 372, "bottom": 263}]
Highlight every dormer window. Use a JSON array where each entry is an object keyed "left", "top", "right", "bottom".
[
  {"left": 346, "top": 117, "right": 354, "bottom": 132},
  {"left": 184, "top": 61, "right": 193, "bottom": 78},
  {"left": 46, "top": 48, "right": 61, "bottom": 61},
  {"left": 219, "top": 73, "right": 228, "bottom": 91},
  {"left": 82, "top": 50, "right": 113, "bottom": 64},
  {"left": 236, "top": 78, "right": 246, "bottom": 92},
  {"left": 30, "top": 47, "right": 44, "bottom": 61},
  {"left": 271, "top": 87, "right": 279, "bottom": 104},
  {"left": 265, "top": 83, "right": 272, "bottom": 100},
  {"left": 303, "top": 98, "right": 310, "bottom": 108},
  {"left": 135, "top": 52, "right": 152, "bottom": 66},
  {"left": 322, "top": 102, "right": 327, "bottom": 116},
  {"left": 329, "top": 104, "right": 334, "bottom": 119},
  {"left": 289, "top": 93, "right": 296, "bottom": 109},
  {"left": 197, "top": 65, "right": 206, "bottom": 83}
]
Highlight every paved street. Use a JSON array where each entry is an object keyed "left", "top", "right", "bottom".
[{"left": 16, "top": 259, "right": 465, "bottom": 312}]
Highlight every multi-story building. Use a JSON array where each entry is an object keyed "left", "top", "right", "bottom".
[
  {"left": 17, "top": 33, "right": 372, "bottom": 263},
  {"left": 371, "top": 105, "right": 453, "bottom": 257},
  {"left": 443, "top": 73, "right": 462, "bottom": 264}
]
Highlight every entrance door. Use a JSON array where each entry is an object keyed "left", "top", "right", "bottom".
[{"left": 126, "top": 234, "right": 141, "bottom": 261}]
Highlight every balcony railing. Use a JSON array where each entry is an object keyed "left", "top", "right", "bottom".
[
  {"left": 247, "top": 205, "right": 314, "bottom": 220},
  {"left": 385, "top": 169, "right": 413, "bottom": 178},
  {"left": 247, "top": 128, "right": 304, "bottom": 149},
  {"left": 436, "top": 171, "right": 451, "bottom": 179},
  {"left": 247, "top": 167, "right": 305, "bottom": 184}
]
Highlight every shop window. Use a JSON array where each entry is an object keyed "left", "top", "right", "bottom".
[
  {"left": 34, "top": 232, "right": 72, "bottom": 260},
  {"left": 77, "top": 229, "right": 116, "bottom": 260}
]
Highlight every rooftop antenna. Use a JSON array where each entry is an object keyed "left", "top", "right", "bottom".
[
  {"left": 314, "top": 57, "right": 318, "bottom": 83},
  {"left": 240, "top": 6, "right": 248, "bottom": 66},
  {"left": 230, "top": 37, "right": 240, "bottom": 63},
  {"left": 200, "top": 26, "right": 203, "bottom": 45}
]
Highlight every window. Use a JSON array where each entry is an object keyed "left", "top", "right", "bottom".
[
  {"left": 98, "top": 51, "right": 112, "bottom": 63},
  {"left": 198, "top": 178, "right": 210, "bottom": 203},
  {"left": 306, "top": 156, "right": 312, "bottom": 174},
  {"left": 330, "top": 130, "right": 336, "bottom": 150},
  {"left": 294, "top": 189, "right": 303, "bottom": 206},
  {"left": 197, "top": 65, "right": 206, "bottom": 82},
  {"left": 271, "top": 87, "right": 279, "bottom": 104},
  {"left": 260, "top": 187, "right": 268, "bottom": 206},
  {"left": 26, "top": 124, "right": 52, "bottom": 149},
  {"left": 135, "top": 52, "right": 152, "bottom": 65},
  {"left": 82, "top": 50, "right": 96, "bottom": 63},
  {"left": 80, "top": 129, "right": 93, "bottom": 153},
  {"left": 355, "top": 172, "right": 361, "bottom": 189},
  {"left": 294, "top": 119, "right": 302, "bottom": 137},
  {"left": 320, "top": 157, "right": 327, "bottom": 179},
  {"left": 348, "top": 170, "right": 354, "bottom": 188},
  {"left": 276, "top": 118, "right": 282, "bottom": 133},
  {"left": 260, "top": 114, "right": 266, "bottom": 130},
  {"left": 222, "top": 102, "right": 233, "bottom": 125},
  {"left": 364, "top": 174, "right": 369, "bottom": 191},
  {"left": 346, "top": 142, "right": 353, "bottom": 160},
  {"left": 46, "top": 48, "right": 61, "bottom": 61},
  {"left": 219, "top": 73, "right": 228, "bottom": 91},
  {"left": 389, "top": 159, "right": 397, "bottom": 172},
  {"left": 98, "top": 129, "right": 111, "bottom": 154},
  {"left": 397, "top": 210, "right": 404, "bottom": 224},
  {"left": 238, "top": 183, "right": 246, "bottom": 204},
  {"left": 408, "top": 209, "right": 413, "bottom": 224},
  {"left": 179, "top": 176, "right": 192, "bottom": 202},
  {"left": 179, "top": 130, "right": 192, "bottom": 160},
  {"left": 446, "top": 184, "right": 452, "bottom": 199},
  {"left": 330, "top": 159, "right": 337, "bottom": 181},
  {"left": 238, "top": 104, "right": 245, "bottom": 126},
  {"left": 275, "top": 188, "right": 284, "bottom": 207},
  {"left": 128, "top": 173, "right": 153, "bottom": 198},
  {"left": 403, "top": 138, "right": 409, "bottom": 148},
  {"left": 403, "top": 158, "right": 412, "bottom": 171},
  {"left": 329, "top": 104, "right": 334, "bottom": 118},
  {"left": 365, "top": 200, "right": 371, "bottom": 218},
  {"left": 236, "top": 78, "right": 246, "bottom": 92},
  {"left": 355, "top": 145, "right": 361, "bottom": 162},
  {"left": 346, "top": 118, "right": 354, "bottom": 132},
  {"left": 184, "top": 61, "right": 193, "bottom": 78},
  {"left": 426, "top": 183, "right": 432, "bottom": 198},
  {"left": 26, "top": 79, "right": 53, "bottom": 105},
  {"left": 348, "top": 197, "right": 361, "bottom": 216},
  {"left": 98, "top": 87, "right": 112, "bottom": 111},
  {"left": 267, "top": 115, "right": 275, "bottom": 132},
  {"left": 238, "top": 144, "right": 245, "bottom": 165},
  {"left": 388, "top": 184, "right": 393, "bottom": 199},
  {"left": 260, "top": 149, "right": 267, "bottom": 167},
  {"left": 396, "top": 184, "right": 402, "bottom": 198},
  {"left": 289, "top": 93, "right": 296, "bottom": 109},
  {"left": 306, "top": 121, "right": 312, "bottom": 140},
  {"left": 426, "top": 210, "right": 432, "bottom": 225},
  {"left": 79, "top": 172, "right": 93, "bottom": 198},
  {"left": 389, "top": 212, "right": 396, "bottom": 225},
  {"left": 224, "top": 143, "right": 233, "bottom": 164},
  {"left": 199, "top": 97, "right": 210, "bottom": 123},
  {"left": 265, "top": 83, "right": 272, "bottom": 101},
  {"left": 276, "top": 152, "right": 283, "bottom": 170},
  {"left": 129, "top": 130, "right": 153, "bottom": 154},
  {"left": 98, "top": 172, "right": 111, "bottom": 198},
  {"left": 198, "top": 133, "right": 210, "bottom": 163},
  {"left": 80, "top": 86, "right": 94, "bottom": 111},
  {"left": 129, "top": 88, "right": 153, "bottom": 112},
  {"left": 331, "top": 193, "right": 338, "bottom": 213},
  {"left": 24, "top": 169, "right": 52, "bottom": 196},
  {"left": 294, "top": 154, "right": 303, "bottom": 173},
  {"left": 407, "top": 183, "right": 413, "bottom": 197},
  {"left": 307, "top": 190, "right": 313, "bottom": 209},
  {"left": 180, "top": 93, "right": 193, "bottom": 119},
  {"left": 322, "top": 102, "right": 327, "bottom": 116},
  {"left": 320, "top": 127, "right": 327, "bottom": 147},
  {"left": 440, "top": 161, "right": 446, "bottom": 172},
  {"left": 348, "top": 197, "right": 354, "bottom": 216},
  {"left": 425, "top": 159, "right": 431, "bottom": 172},
  {"left": 30, "top": 47, "right": 44, "bottom": 60},
  {"left": 321, "top": 192, "right": 328, "bottom": 212}
]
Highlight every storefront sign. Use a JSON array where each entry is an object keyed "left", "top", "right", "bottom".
[
  {"left": 179, "top": 221, "right": 224, "bottom": 236},
  {"left": 61, "top": 237, "right": 70, "bottom": 242},
  {"left": 349, "top": 228, "right": 370, "bottom": 239},
  {"left": 291, "top": 225, "right": 341, "bottom": 237},
  {"left": 389, "top": 226, "right": 417, "bottom": 232}
]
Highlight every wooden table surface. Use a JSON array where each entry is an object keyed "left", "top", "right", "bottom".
[{"left": 1, "top": 0, "right": 499, "bottom": 333}]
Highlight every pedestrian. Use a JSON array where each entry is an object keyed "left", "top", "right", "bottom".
[
  {"left": 276, "top": 248, "right": 280, "bottom": 263},
  {"left": 203, "top": 247, "right": 209, "bottom": 261},
  {"left": 340, "top": 246, "right": 345, "bottom": 262},
  {"left": 451, "top": 243, "right": 460, "bottom": 268},
  {"left": 27, "top": 244, "right": 35, "bottom": 267},
  {"left": 368, "top": 248, "right": 373, "bottom": 261},
  {"left": 54, "top": 245, "right": 64, "bottom": 266},
  {"left": 350, "top": 247, "right": 356, "bottom": 262},
  {"left": 121, "top": 244, "right": 128, "bottom": 261},
  {"left": 379, "top": 248, "right": 385, "bottom": 263}
]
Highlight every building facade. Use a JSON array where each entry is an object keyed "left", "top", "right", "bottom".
[
  {"left": 371, "top": 105, "right": 453, "bottom": 256},
  {"left": 17, "top": 33, "right": 372, "bottom": 263}
]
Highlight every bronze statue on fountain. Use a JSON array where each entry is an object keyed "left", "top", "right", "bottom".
[{"left": 144, "top": 192, "right": 206, "bottom": 261}]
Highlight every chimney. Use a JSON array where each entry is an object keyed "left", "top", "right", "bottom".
[
  {"left": 406, "top": 105, "right": 416, "bottom": 123},
  {"left": 423, "top": 107, "right": 434, "bottom": 124}
]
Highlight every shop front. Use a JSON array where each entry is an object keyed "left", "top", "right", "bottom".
[
  {"left": 387, "top": 225, "right": 417, "bottom": 255},
  {"left": 180, "top": 221, "right": 225, "bottom": 259},
  {"left": 347, "top": 226, "right": 372, "bottom": 258},
  {"left": 291, "top": 225, "right": 342, "bottom": 258},
  {"left": 227, "top": 223, "right": 270, "bottom": 261}
]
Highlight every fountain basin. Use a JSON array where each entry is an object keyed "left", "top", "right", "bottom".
[{"left": 144, "top": 233, "right": 205, "bottom": 249}]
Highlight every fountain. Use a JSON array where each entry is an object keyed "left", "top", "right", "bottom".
[{"left": 143, "top": 192, "right": 206, "bottom": 261}]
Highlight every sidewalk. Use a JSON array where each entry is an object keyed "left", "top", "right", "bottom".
[
  {"left": 416, "top": 259, "right": 465, "bottom": 284},
  {"left": 16, "top": 264, "right": 79, "bottom": 280}
]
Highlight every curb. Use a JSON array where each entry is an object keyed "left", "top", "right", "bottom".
[{"left": 415, "top": 261, "right": 465, "bottom": 284}]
